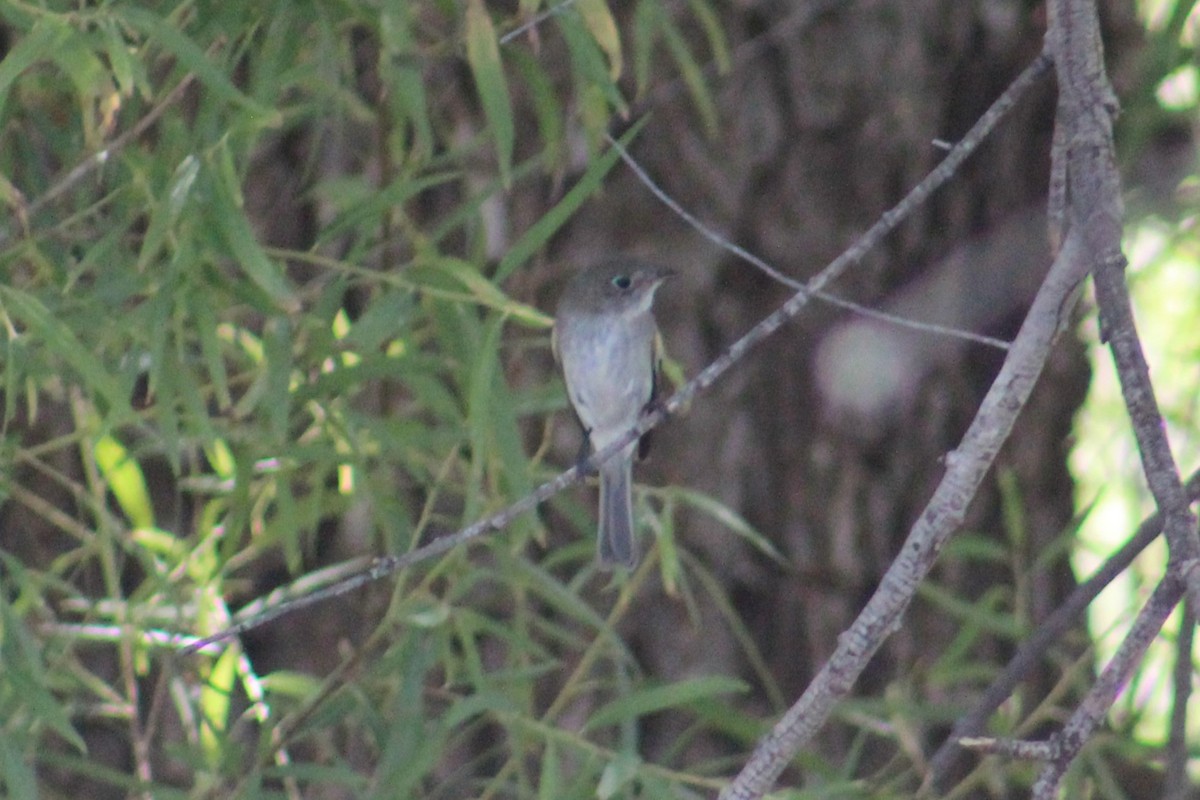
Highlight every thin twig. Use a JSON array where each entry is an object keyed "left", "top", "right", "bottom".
[
  {"left": 1165, "top": 602, "right": 1195, "bottom": 800},
  {"left": 605, "top": 134, "right": 1012, "bottom": 351},
  {"left": 926, "top": 469, "right": 1200, "bottom": 791},
  {"left": 957, "top": 737, "right": 1057, "bottom": 762},
  {"left": 1031, "top": 576, "right": 1184, "bottom": 797},
  {"left": 499, "top": 0, "right": 580, "bottom": 45}
]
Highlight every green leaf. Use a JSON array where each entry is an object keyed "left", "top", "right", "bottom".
[
  {"left": 419, "top": 256, "right": 548, "bottom": 326},
  {"left": 632, "top": 0, "right": 658, "bottom": 99},
  {"left": 465, "top": 0, "right": 514, "bottom": 185},
  {"left": 686, "top": 0, "right": 731, "bottom": 74},
  {"left": 597, "top": 753, "right": 640, "bottom": 799},
  {"left": 0, "top": 287, "right": 128, "bottom": 417},
  {"left": 121, "top": 7, "right": 281, "bottom": 125},
  {"left": 94, "top": 434, "right": 155, "bottom": 529},
  {"left": 558, "top": 8, "right": 627, "bottom": 116},
  {"left": 464, "top": 313, "right": 507, "bottom": 521},
  {"left": 100, "top": 18, "right": 140, "bottom": 97},
  {"left": 674, "top": 487, "right": 787, "bottom": 565},
  {"left": 0, "top": 597, "right": 87, "bottom": 755},
  {"left": 495, "top": 118, "right": 646, "bottom": 281},
  {"left": 381, "top": 0, "right": 434, "bottom": 158},
  {"left": 0, "top": 19, "right": 71, "bottom": 123},
  {"left": 585, "top": 675, "right": 748, "bottom": 731},
  {"left": 442, "top": 689, "right": 522, "bottom": 730},
  {"left": 259, "top": 670, "right": 324, "bottom": 699},
  {"left": 49, "top": 30, "right": 116, "bottom": 148},
  {"left": 510, "top": 49, "right": 565, "bottom": 167},
  {"left": 208, "top": 148, "right": 298, "bottom": 311},
  {"left": 660, "top": 12, "right": 719, "bottom": 136},
  {"left": 317, "top": 170, "right": 459, "bottom": 246},
  {"left": 575, "top": 0, "right": 623, "bottom": 80},
  {"left": 137, "top": 154, "right": 200, "bottom": 271},
  {"left": 537, "top": 740, "right": 562, "bottom": 800},
  {"left": 199, "top": 645, "right": 238, "bottom": 767},
  {"left": 192, "top": 289, "right": 232, "bottom": 410},
  {"left": 0, "top": 733, "right": 38, "bottom": 800},
  {"left": 262, "top": 316, "right": 294, "bottom": 447}
]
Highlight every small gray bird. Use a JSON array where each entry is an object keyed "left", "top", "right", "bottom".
[{"left": 553, "top": 258, "right": 672, "bottom": 568}]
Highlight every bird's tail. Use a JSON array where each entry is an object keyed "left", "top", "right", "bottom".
[{"left": 598, "top": 456, "right": 638, "bottom": 569}]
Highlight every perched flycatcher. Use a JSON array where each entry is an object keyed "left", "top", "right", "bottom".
[{"left": 553, "top": 258, "right": 672, "bottom": 568}]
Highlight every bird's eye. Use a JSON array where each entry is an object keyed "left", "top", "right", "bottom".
[{"left": 612, "top": 275, "right": 632, "bottom": 290}]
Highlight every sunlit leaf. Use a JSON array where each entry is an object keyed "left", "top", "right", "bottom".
[
  {"left": 94, "top": 434, "right": 155, "bottom": 529},
  {"left": 575, "top": 0, "right": 623, "bottom": 80}
]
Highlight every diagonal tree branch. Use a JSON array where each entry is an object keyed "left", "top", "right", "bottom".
[
  {"left": 720, "top": 212, "right": 1090, "bottom": 800},
  {"left": 1050, "top": 0, "right": 1200, "bottom": 607},
  {"left": 1031, "top": 576, "right": 1184, "bottom": 797},
  {"left": 1009, "top": 0, "right": 1200, "bottom": 793}
]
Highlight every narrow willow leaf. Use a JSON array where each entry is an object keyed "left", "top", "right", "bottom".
[
  {"left": 575, "top": 0, "right": 623, "bottom": 80},
  {"left": 585, "top": 676, "right": 748, "bottom": 731},
  {"left": 674, "top": 487, "right": 786, "bottom": 564},
  {"left": 199, "top": 646, "right": 238, "bottom": 767},
  {"left": 209, "top": 149, "right": 298, "bottom": 311},
  {"left": 193, "top": 290, "right": 231, "bottom": 410},
  {"left": 464, "top": 314, "right": 506, "bottom": 521},
  {"left": 686, "top": 0, "right": 731, "bottom": 74},
  {"left": 94, "top": 434, "right": 155, "bottom": 529},
  {"left": 262, "top": 316, "right": 293, "bottom": 447},
  {"left": 917, "top": 582, "right": 1026, "bottom": 639},
  {"left": 537, "top": 740, "right": 562, "bottom": 800},
  {"left": 0, "top": 598, "right": 88, "bottom": 755},
  {"left": 597, "top": 754, "right": 640, "bottom": 798},
  {"left": 660, "top": 13, "right": 719, "bottom": 136},
  {"left": 100, "top": 18, "right": 139, "bottom": 97},
  {"left": 558, "top": 9, "right": 627, "bottom": 115},
  {"left": 510, "top": 49, "right": 565, "bottom": 168},
  {"left": 3, "top": 333, "right": 25, "bottom": 425},
  {"left": 121, "top": 7, "right": 281, "bottom": 124},
  {"left": 495, "top": 118, "right": 646, "bottom": 282},
  {"left": 632, "top": 0, "right": 658, "bottom": 99},
  {"left": 465, "top": 0, "right": 514, "bottom": 185},
  {"left": 49, "top": 31, "right": 116, "bottom": 149},
  {"left": 381, "top": 0, "right": 434, "bottom": 159},
  {"left": 578, "top": 82, "right": 612, "bottom": 150},
  {"left": 442, "top": 689, "right": 522, "bottom": 730},
  {"left": 421, "top": 256, "right": 548, "bottom": 326},
  {"left": 137, "top": 154, "right": 199, "bottom": 271},
  {"left": 0, "top": 734, "right": 38, "bottom": 800},
  {"left": 317, "top": 171, "right": 458, "bottom": 246}
]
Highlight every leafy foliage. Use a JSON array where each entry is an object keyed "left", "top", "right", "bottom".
[{"left": 0, "top": 0, "right": 757, "bottom": 796}]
